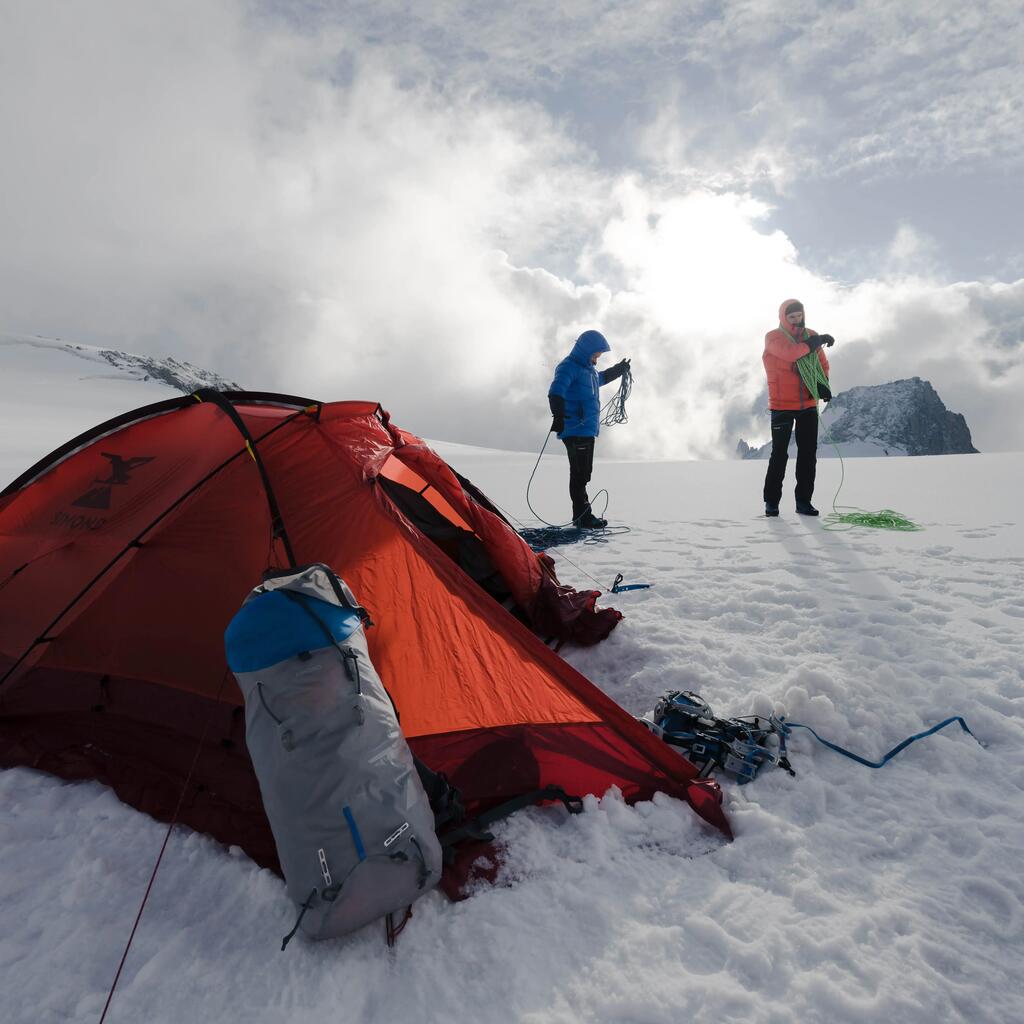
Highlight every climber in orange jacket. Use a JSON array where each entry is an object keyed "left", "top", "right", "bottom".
[{"left": 762, "top": 299, "right": 834, "bottom": 517}]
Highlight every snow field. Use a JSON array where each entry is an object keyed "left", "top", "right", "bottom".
[{"left": 1, "top": 353, "right": 1022, "bottom": 1023}]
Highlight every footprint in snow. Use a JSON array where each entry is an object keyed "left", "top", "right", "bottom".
[{"left": 959, "top": 879, "right": 1019, "bottom": 933}]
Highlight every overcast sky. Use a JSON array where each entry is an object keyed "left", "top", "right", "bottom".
[{"left": 1, "top": 0, "right": 1021, "bottom": 456}]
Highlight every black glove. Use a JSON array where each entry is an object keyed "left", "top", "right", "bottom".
[
  {"left": 817, "top": 334, "right": 835, "bottom": 348},
  {"left": 818, "top": 383, "right": 833, "bottom": 402},
  {"left": 548, "top": 393, "right": 565, "bottom": 433},
  {"left": 805, "top": 335, "right": 824, "bottom": 352},
  {"left": 603, "top": 358, "right": 631, "bottom": 383}
]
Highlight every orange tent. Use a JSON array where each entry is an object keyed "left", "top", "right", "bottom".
[{"left": 0, "top": 391, "right": 730, "bottom": 874}]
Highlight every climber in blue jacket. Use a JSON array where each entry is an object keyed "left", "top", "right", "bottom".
[{"left": 547, "top": 330, "right": 630, "bottom": 529}]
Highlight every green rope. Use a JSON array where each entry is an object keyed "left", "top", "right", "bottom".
[{"left": 794, "top": 347, "right": 922, "bottom": 532}]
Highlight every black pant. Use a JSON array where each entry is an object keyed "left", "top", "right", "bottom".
[
  {"left": 562, "top": 436, "right": 595, "bottom": 520},
  {"left": 763, "top": 408, "right": 818, "bottom": 505}
]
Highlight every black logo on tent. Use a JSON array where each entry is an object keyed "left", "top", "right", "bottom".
[{"left": 71, "top": 453, "right": 156, "bottom": 510}]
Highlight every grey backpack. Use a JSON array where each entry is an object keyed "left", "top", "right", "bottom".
[{"left": 225, "top": 563, "right": 443, "bottom": 945}]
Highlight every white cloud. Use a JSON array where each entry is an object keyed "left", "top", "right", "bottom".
[
  {"left": 502, "top": 185, "right": 1024, "bottom": 458},
  {"left": 314, "top": 1, "right": 1024, "bottom": 184},
  {"left": 650, "top": 0, "right": 1024, "bottom": 182},
  {"left": 0, "top": 1, "right": 1021, "bottom": 462},
  {"left": 0, "top": 1, "right": 608, "bottom": 443}
]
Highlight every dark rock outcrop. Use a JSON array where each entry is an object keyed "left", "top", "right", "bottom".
[{"left": 738, "top": 377, "right": 978, "bottom": 458}]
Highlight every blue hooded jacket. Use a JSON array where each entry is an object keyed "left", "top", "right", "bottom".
[{"left": 548, "top": 330, "right": 613, "bottom": 439}]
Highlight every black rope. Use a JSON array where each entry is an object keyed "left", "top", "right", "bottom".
[
  {"left": 600, "top": 364, "right": 632, "bottom": 426},
  {"left": 281, "top": 889, "right": 318, "bottom": 951},
  {"left": 518, "top": 524, "right": 631, "bottom": 551}
]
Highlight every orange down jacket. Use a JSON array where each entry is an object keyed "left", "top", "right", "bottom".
[{"left": 762, "top": 298, "right": 830, "bottom": 410}]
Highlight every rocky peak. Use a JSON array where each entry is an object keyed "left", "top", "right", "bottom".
[
  {"left": 96, "top": 348, "right": 241, "bottom": 393},
  {"left": 738, "top": 377, "right": 978, "bottom": 458}
]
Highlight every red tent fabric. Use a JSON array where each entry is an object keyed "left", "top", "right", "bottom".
[{"left": 0, "top": 392, "right": 730, "bottom": 874}]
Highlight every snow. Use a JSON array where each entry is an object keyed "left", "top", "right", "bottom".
[
  {"left": 2, "top": 343, "right": 1023, "bottom": 1024},
  {"left": 743, "top": 435, "right": 910, "bottom": 458},
  {"left": 0, "top": 334, "right": 174, "bottom": 472}
]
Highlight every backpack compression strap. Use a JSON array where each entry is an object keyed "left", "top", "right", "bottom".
[{"left": 438, "top": 785, "right": 584, "bottom": 855}]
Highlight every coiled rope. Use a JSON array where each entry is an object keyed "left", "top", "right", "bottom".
[
  {"left": 795, "top": 351, "right": 922, "bottom": 532},
  {"left": 600, "top": 363, "right": 632, "bottom": 427}
]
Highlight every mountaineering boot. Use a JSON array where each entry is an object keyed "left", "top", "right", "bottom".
[
  {"left": 795, "top": 501, "right": 819, "bottom": 516},
  {"left": 576, "top": 511, "right": 607, "bottom": 530},
  {"left": 765, "top": 502, "right": 779, "bottom": 517},
  {"left": 573, "top": 502, "right": 607, "bottom": 529}
]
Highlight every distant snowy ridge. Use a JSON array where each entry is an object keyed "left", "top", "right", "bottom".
[
  {"left": 97, "top": 347, "right": 241, "bottom": 393},
  {"left": 737, "top": 377, "right": 979, "bottom": 459},
  {"left": 0, "top": 332, "right": 241, "bottom": 394}
]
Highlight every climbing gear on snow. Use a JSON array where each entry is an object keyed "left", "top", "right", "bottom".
[
  {"left": 610, "top": 573, "right": 651, "bottom": 594},
  {"left": 517, "top": 522, "right": 630, "bottom": 551},
  {"left": 642, "top": 691, "right": 794, "bottom": 785},
  {"left": 643, "top": 690, "right": 982, "bottom": 785}
]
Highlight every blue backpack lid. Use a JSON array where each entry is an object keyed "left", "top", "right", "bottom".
[{"left": 224, "top": 590, "right": 362, "bottom": 673}]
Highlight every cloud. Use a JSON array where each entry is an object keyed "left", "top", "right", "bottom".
[
  {"left": 0, "top": 1, "right": 1021, "bottom": 463},
  {"left": 640, "top": 1, "right": 1024, "bottom": 184},
  {"left": 498, "top": 184, "right": 1024, "bottom": 458},
  {"left": 834, "top": 277, "right": 1024, "bottom": 452},
  {"left": 304, "top": 1, "right": 1024, "bottom": 185},
  {"left": 0, "top": 1, "right": 607, "bottom": 433}
]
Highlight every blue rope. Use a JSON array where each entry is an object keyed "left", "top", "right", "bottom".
[{"left": 781, "top": 716, "right": 982, "bottom": 769}]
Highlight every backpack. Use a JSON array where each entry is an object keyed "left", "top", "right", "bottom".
[
  {"left": 225, "top": 563, "right": 444, "bottom": 945},
  {"left": 641, "top": 691, "right": 794, "bottom": 785}
]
